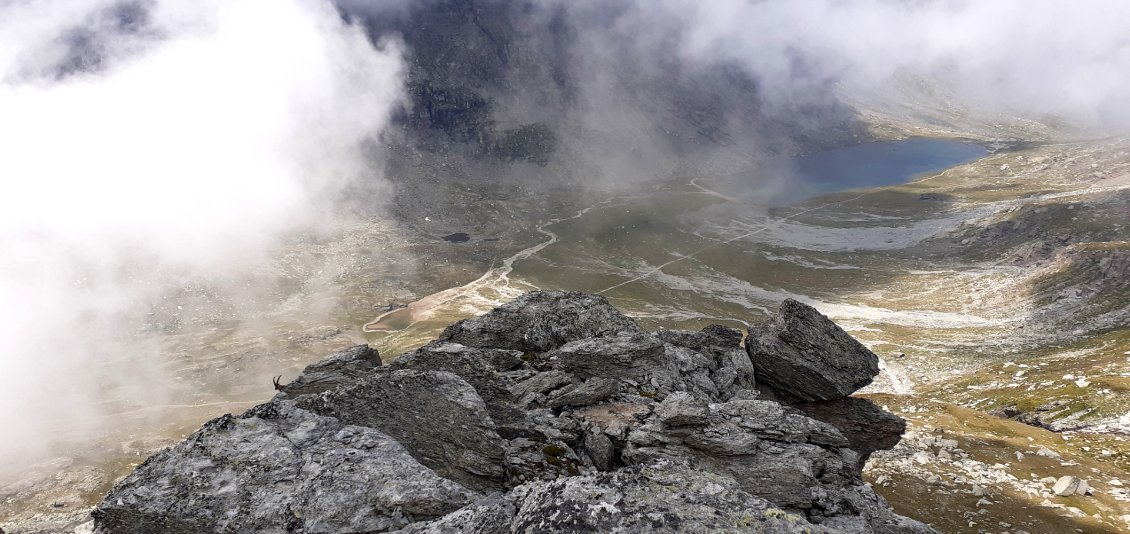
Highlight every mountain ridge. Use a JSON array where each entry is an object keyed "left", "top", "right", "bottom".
[{"left": 89, "top": 291, "right": 933, "bottom": 533}]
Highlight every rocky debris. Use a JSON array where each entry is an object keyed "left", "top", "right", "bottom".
[
  {"left": 867, "top": 424, "right": 1108, "bottom": 531},
  {"left": 987, "top": 403, "right": 1058, "bottom": 430},
  {"left": 277, "top": 344, "right": 381, "bottom": 396},
  {"left": 945, "top": 192, "right": 1130, "bottom": 336},
  {"left": 1009, "top": 236, "right": 1073, "bottom": 266},
  {"left": 93, "top": 291, "right": 927, "bottom": 533},
  {"left": 375, "top": 301, "right": 409, "bottom": 312},
  {"left": 1034, "top": 446, "right": 1062, "bottom": 460},
  {"left": 1034, "top": 245, "right": 1130, "bottom": 333},
  {"left": 573, "top": 402, "right": 651, "bottom": 441},
  {"left": 747, "top": 299, "right": 880, "bottom": 402},
  {"left": 438, "top": 290, "right": 640, "bottom": 352}
]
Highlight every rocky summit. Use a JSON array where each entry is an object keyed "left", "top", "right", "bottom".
[{"left": 91, "top": 291, "right": 933, "bottom": 533}]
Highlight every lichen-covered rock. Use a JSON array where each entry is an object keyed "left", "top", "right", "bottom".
[
  {"left": 438, "top": 291, "right": 640, "bottom": 352},
  {"left": 544, "top": 332, "right": 669, "bottom": 382},
  {"left": 401, "top": 459, "right": 855, "bottom": 533},
  {"left": 625, "top": 398, "right": 858, "bottom": 510},
  {"left": 92, "top": 401, "right": 475, "bottom": 534},
  {"left": 507, "top": 460, "right": 842, "bottom": 533},
  {"left": 747, "top": 299, "right": 879, "bottom": 402},
  {"left": 278, "top": 344, "right": 381, "bottom": 396},
  {"left": 827, "top": 485, "right": 939, "bottom": 534}
]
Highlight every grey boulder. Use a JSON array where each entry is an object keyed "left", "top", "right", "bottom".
[{"left": 746, "top": 299, "right": 879, "bottom": 402}]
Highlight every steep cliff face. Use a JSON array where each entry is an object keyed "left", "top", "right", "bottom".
[
  {"left": 92, "top": 292, "right": 933, "bottom": 533},
  {"left": 345, "top": 0, "right": 867, "bottom": 168}
]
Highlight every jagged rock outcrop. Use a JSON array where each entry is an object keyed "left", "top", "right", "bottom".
[
  {"left": 92, "top": 401, "right": 476, "bottom": 533},
  {"left": 276, "top": 344, "right": 382, "bottom": 396},
  {"left": 92, "top": 291, "right": 931, "bottom": 533},
  {"left": 747, "top": 299, "right": 880, "bottom": 402}
]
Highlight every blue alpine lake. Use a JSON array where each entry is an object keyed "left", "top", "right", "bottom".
[{"left": 721, "top": 138, "right": 988, "bottom": 204}]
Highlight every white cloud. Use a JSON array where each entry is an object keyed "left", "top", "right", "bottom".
[
  {"left": 631, "top": 0, "right": 1130, "bottom": 131},
  {"left": 0, "top": 0, "right": 403, "bottom": 469}
]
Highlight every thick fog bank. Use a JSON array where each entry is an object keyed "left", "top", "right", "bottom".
[{"left": 0, "top": 0, "right": 403, "bottom": 474}]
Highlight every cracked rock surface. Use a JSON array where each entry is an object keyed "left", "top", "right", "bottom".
[
  {"left": 747, "top": 299, "right": 881, "bottom": 403},
  {"left": 93, "top": 291, "right": 933, "bottom": 533}
]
